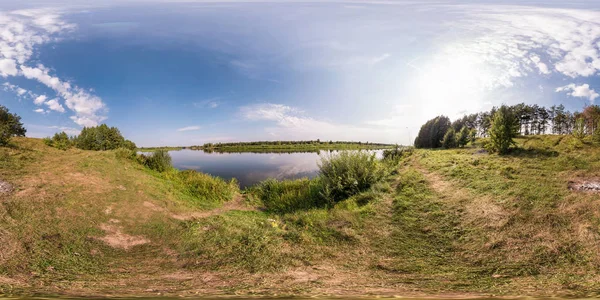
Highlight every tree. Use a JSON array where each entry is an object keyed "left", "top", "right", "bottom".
[
  {"left": 573, "top": 117, "right": 586, "bottom": 140},
  {"left": 469, "top": 128, "right": 477, "bottom": 144},
  {"left": 457, "top": 126, "right": 469, "bottom": 148},
  {"left": 414, "top": 116, "right": 451, "bottom": 148},
  {"left": 489, "top": 105, "right": 519, "bottom": 154},
  {"left": 0, "top": 105, "right": 26, "bottom": 146},
  {"left": 442, "top": 128, "right": 457, "bottom": 149}
]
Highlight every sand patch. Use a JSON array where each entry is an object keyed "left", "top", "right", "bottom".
[{"left": 98, "top": 222, "right": 149, "bottom": 250}]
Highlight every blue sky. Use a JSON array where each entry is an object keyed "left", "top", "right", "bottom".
[{"left": 1, "top": 0, "right": 600, "bottom": 146}]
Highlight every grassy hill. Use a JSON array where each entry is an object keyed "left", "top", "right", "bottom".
[{"left": 1, "top": 136, "right": 600, "bottom": 297}]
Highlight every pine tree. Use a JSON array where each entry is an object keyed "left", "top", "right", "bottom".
[
  {"left": 489, "top": 105, "right": 519, "bottom": 154},
  {"left": 442, "top": 128, "right": 457, "bottom": 149},
  {"left": 457, "top": 126, "right": 469, "bottom": 147}
]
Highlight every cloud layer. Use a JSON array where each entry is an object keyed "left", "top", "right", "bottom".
[{"left": 0, "top": 8, "right": 107, "bottom": 127}]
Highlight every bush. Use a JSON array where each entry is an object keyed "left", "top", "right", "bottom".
[
  {"left": 172, "top": 170, "right": 238, "bottom": 204},
  {"left": 0, "top": 105, "right": 26, "bottom": 146},
  {"left": 145, "top": 149, "right": 172, "bottom": 172},
  {"left": 319, "top": 151, "right": 384, "bottom": 203},
  {"left": 250, "top": 178, "right": 325, "bottom": 213},
  {"left": 114, "top": 148, "right": 136, "bottom": 160}
]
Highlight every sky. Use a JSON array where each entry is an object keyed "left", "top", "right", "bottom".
[{"left": 1, "top": 0, "right": 600, "bottom": 146}]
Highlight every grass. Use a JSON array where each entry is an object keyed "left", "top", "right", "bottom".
[{"left": 3, "top": 135, "right": 600, "bottom": 297}]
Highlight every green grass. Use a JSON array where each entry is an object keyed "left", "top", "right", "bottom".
[{"left": 3, "top": 135, "right": 600, "bottom": 297}]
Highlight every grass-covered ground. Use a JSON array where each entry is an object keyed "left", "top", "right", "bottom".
[{"left": 1, "top": 136, "right": 600, "bottom": 297}]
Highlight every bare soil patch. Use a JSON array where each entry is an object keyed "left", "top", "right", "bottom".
[
  {"left": 98, "top": 222, "right": 150, "bottom": 250},
  {"left": 568, "top": 179, "right": 600, "bottom": 192},
  {"left": 0, "top": 179, "right": 13, "bottom": 195}
]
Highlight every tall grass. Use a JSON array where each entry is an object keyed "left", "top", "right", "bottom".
[
  {"left": 249, "top": 178, "right": 324, "bottom": 213},
  {"left": 319, "top": 151, "right": 384, "bottom": 203},
  {"left": 170, "top": 170, "right": 239, "bottom": 204}
]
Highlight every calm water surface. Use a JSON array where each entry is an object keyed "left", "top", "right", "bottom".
[{"left": 168, "top": 150, "right": 383, "bottom": 188}]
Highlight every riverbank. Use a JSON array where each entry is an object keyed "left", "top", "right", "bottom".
[{"left": 1, "top": 136, "right": 600, "bottom": 297}]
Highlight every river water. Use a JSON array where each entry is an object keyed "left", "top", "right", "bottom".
[{"left": 167, "top": 149, "right": 383, "bottom": 188}]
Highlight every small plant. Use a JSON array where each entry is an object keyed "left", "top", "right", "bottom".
[
  {"left": 319, "top": 151, "right": 384, "bottom": 203},
  {"left": 145, "top": 149, "right": 172, "bottom": 172}
]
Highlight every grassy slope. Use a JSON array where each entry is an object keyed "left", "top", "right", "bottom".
[{"left": 1, "top": 136, "right": 600, "bottom": 297}]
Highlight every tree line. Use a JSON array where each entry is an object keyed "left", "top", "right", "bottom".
[
  {"left": 199, "top": 140, "right": 393, "bottom": 149},
  {"left": 415, "top": 104, "right": 600, "bottom": 149}
]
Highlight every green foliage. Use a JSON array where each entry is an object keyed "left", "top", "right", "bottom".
[
  {"left": 0, "top": 105, "right": 26, "bottom": 146},
  {"left": 457, "top": 127, "right": 470, "bottom": 147},
  {"left": 114, "top": 147, "right": 137, "bottom": 160},
  {"left": 442, "top": 128, "right": 457, "bottom": 149},
  {"left": 414, "top": 115, "right": 451, "bottom": 148},
  {"left": 593, "top": 120, "right": 600, "bottom": 144},
  {"left": 145, "top": 149, "right": 172, "bottom": 172},
  {"left": 319, "top": 151, "right": 384, "bottom": 203},
  {"left": 170, "top": 170, "right": 238, "bottom": 204},
  {"left": 73, "top": 124, "right": 136, "bottom": 151},
  {"left": 489, "top": 105, "right": 519, "bottom": 154},
  {"left": 249, "top": 178, "right": 325, "bottom": 213},
  {"left": 469, "top": 128, "right": 477, "bottom": 144},
  {"left": 44, "top": 132, "right": 73, "bottom": 150},
  {"left": 573, "top": 117, "right": 586, "bottom": 140},
  {"left": 382, "top": 145, "right": 413, "bottom": 161}
]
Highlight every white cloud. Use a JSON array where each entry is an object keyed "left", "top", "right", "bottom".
[
  {"left": 556, "top": 83, "right": 599, "bottom": 103},
  {"left": 0, "top": 59, "right": 18, "bottom": 77},
  {"left": 44, "top": 98, "right": 65, "bottom": 113},
  {"left": 20, "top": 64, "right": 106, "bottom": 126},
  {"left": 177, "top": 126, "right": 201, "bottom": 132},
  {"left": 33, "top": 94, "right": 47, "bottom": 105},
  {"left": 239, "top": 103, "right": 400, "bottom": 143},
  {"left": 530, "top": 54, "right": 551, "bottom": 75},
  {"left": 34, "top": 108, "right": 46, "bottom": 114},
  {"left": 0, "top": 9, "right": 106, "bottom": 127},
  {"left": 193, "top": 98, "right": 220, "bottom": 109}
]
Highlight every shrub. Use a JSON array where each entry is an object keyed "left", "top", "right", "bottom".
[
  {"left": 250, "top": 178, "right": 324, "bottom": 213},
  {"left": 173, "top": 170, "right": 238, "bottom": 204},
  {"left": 114, "top": 148, "right": 136, "bottom": 160},
  {"left": 145, "top": 149, "right": 172, "bottom": 172},
  {"left": 0, "top": 105, "right": 26, "bottom": 146},
  {"left": 319, "top": 151, "right": 384, "bottom": 203},
  {"left": 382, "top": 146, "right": 413, "bottom": 161}
]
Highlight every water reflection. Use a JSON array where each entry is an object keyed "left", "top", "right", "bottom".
[{"left": 168, "top": 149, "right": 383, "bottom": 188}]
